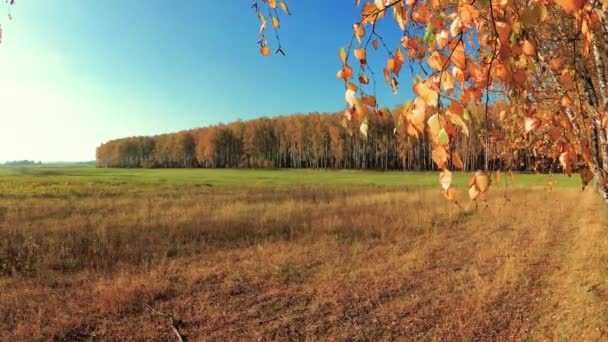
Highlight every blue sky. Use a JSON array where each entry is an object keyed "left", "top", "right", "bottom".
[{"left": 0, "top": 1, "right": 413, "bottom": 162}]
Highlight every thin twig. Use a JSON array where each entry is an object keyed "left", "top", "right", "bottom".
[{"left": 144, "top": 304, "right": 185, "bottom": 342}]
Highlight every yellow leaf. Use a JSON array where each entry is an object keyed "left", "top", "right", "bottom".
[
  {"left": 360, "top": 120, "right": 369, "bottom": 138},
  {"left": 414, "top": 80, "right": 438, "bottom": 107},
  {"left": 441, "top": 72, "right": 455, "bottom": 93},
  {"left": 272, "top": 17, "right": 280, "bottom": 29},
  {"left": 439, "top": 169, "right": 452, "bottom": 191},
  {"left": 279, "top": 2, "right": 290, "bottom": 14},
  {"left": 339, "top": 47, "right": 347, "bottom": 65},
  {"left": 428, "top": 51, "right": 447, "bottom": 72},
  {"left": 436, "top": 30, "right": 448, "bottom": 49},
  {"left": 407, "top": 98, "right": 426, "bottom": 136},
  {"left": 468, "top": 184, "right": 480, "bottom": 200},
  {"left": 524, "top": 116, "right": 541, "bottom": 133},
  {"left": 393, "top": 4, "right": 407, "bottom": 31},
  {"left": 472, "top": 171, "right": 490, "bottom": 193},
  {"left": 354, "top": 48, "right": 367, "bottom": 65},
  {"left": 427, "top": 114, "right": 442, "bottom": 137}
]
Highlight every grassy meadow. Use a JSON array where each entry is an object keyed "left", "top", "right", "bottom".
[{"left": 1, "top": 166, "right": 607, "bottom": 340}]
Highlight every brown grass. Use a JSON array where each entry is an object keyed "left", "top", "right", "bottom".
[{"left": 1, "top": 186, "right": 608, "bottom": 340}]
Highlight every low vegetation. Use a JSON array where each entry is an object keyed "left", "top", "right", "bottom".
[{"left": 1, "top": 167, "right": 606, "bottom": 340}]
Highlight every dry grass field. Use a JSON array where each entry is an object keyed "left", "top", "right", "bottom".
[{"left": 1, "top": 167, "right": 607, "bottom": 340}]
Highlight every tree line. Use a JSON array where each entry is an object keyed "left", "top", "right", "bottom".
[{"left": 96, "top": 104, "right": 558, "bottom": 172}]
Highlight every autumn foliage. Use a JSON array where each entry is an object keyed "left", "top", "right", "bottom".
[
  {"left": 96, "top": 107, "right": 568, "bottom": 172},
  {"left": 256, "top": 0, "right": 608, "bottom": 203}
]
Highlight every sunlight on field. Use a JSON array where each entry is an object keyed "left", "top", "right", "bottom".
[
  {"left": 0, "top": 167, "right": 606, "bottom": 340},
  {"left": 0, "top": 166, "right": 582, "bottom": 195}
]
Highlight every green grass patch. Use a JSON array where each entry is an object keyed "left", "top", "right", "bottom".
[{"left": 0, "top": 165, "right": 582, "bottom": 198}]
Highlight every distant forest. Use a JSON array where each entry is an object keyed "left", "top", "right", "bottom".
[
  {"left": 96, "top": 104, "right": 552, "bottom": 172},
  {"left": 3, "top": 160, "right": 41, "bottom": 166}
]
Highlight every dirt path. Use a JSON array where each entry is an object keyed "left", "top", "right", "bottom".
[{"left": 531, "top": 190, "right": 608, "bottom": 340}]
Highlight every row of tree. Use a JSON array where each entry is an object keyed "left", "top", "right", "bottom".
[{"left": 96, "top": 105, "right": 555, "bottom": 172}]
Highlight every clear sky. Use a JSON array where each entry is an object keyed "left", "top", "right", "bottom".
[{"left": 0, "top": 1, "right": 413, "bottom": 162}]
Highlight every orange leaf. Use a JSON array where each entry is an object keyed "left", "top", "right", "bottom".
[
  {"left": 521, "top": 40, "right": 536, "bottom": 57},
  {"left": 444, "top": 187, "right": 460, "bottom": 205},
  {"left": 260, "top": 46, "right": 271, "bottom": 56},
  {"left": 361, "top": 95, "right": 377, "bottom": 108},
  {"left": 495, "top": 170, "right": 502, "bottom": 184},
  {"left": 452, "top": 152, "right": 464, "bottom": 170},
  {"left": 412, "top": 4, "right": 428, "bottom": 23},
  {"left": 549, "top": 58, "right": 564, "bottom": 72},
  {"left": 373, "top": 39, "right": 379, "bottom": 50},
  {"left": 342, "top": 66, "right": 353, "bottom": 80},
  {"left": 428, "top": 51, "right": 447, "bottom": 72},
  {"left": 353, "top": 24, "right": 366, "bottom": 44},
  {"left": 581, "top": 167, "right": 594, "bottom": 190},
  {"left": 561, "top": 95, "right": 573, "bottom": 108},
  {"left": 554, "top": 0, "right": 584, "bottom": 14},
  {"left": 432, "top": 146, "right": 448, "bottom": 169},
  {"left": 361, "top": 2, "right": 379, "bottom": 25},
  {"left": 383, "top": 67, "right": 391, "bottom": 85},
  {"left": 494, "top": 63, "right": 512, "bottom": 82},
  {"left": 359, "top": 75, "right": 369, "bottom": 84},
  {"left": 393, "top": 48, "right": 405, "bottom": 76},
  {"left": 450, "top": 41, "right": 466, "bottom": 70}
]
